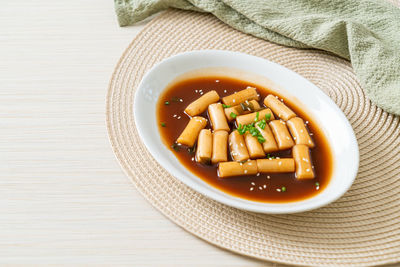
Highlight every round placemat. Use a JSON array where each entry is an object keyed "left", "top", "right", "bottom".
[{"left": 106, "top": 9, "right": 400, "bottom": 266}]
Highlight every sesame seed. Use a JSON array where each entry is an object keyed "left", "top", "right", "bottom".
[
  {"left": 293, "top": 137, "right": 297, "bottom": 140},
  {"left": 310, "top": 133, "right": 313, "bottom": 136},
  {"left": 300, "top": 129, "right": 304, "bottom": 133},
  {"left": 302, "top": 157, "right": 309, "bottom": 162},
  {"left": 263, "top": 185, "right": 267, "bottom": 188},
  {"left": 195, "top": 90, "right": 198, "bottom": 93},
  {"left": 267, "top": 175, "right": 271, "bottom": 179},
  {"left": 215, "top": 80, "right": 220, "bottom": 83},
  {"left": 306, "top": 168, "right": 310, "bottom": 172},
  {"left": 233, "top": 99, "right": 236, "bottom": 103},
  {"left": 275, "top": 96, "right": 279, "bottom": 99},
  {"left": 308, "top": 140, "right": 312, "bottom": 144},
  {"left": 316, "top": 186, "right": 320, "bottom": 190},
  {"left": 250, "top": 187, "right": 254, "bottom": 191},
  {"left": 239, "top": 162, "right": 243, "bottom": 165},
  {"left": 280, "top": 98, "right": 284, "bottom": 102},
  {"left": 224, "top": 90, "right": 227, "bottom": 93},
  {"left": 179, "top": 98, "right": 183, "bottom": 102},
  {"left": 276, "top": 188, "right": 281, "bottom": 192},
  {"left": 259, "top": 186, "right": 262, "bottom": 190},
  {"left": 251, "top": 182, "right": 255, "bottom": 186},
  {"left": 276, "top": 157, "right": 280, "bottom": 159},
  {"left": 177, "top": 143, "right": 182, "bottom": 146},
  {"left": 244, "top": 170, "right": 248, "bottom": 174},
  {"left": 173, "top": 114, "right": 177, "bottom": 117},
  {"left": 191, "top": 157, "right": 194, "bottom": 161},
  {"left": 200, "top": 92, "right": 203, "bottom": 95},
  {"left": 248, "top": 162, "right": 252, "bottom": 166},
  {"left": 177, "top": 116, "right": 181, "bottom": 119},
  {"left": 240, "top": 143, "right": 243, "bottom": 147},
  {"left": 256, "top": 173, "right": 260, "bottom": 176},
  {"left": 305, "top": 121, "right": 309, "bottom": 124},
  {"left": 278, "top": 161, "right": 282, "bottom": 166}
]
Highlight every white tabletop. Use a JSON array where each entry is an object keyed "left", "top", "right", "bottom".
[{"left": 0, "top": 1, "right": 276, "bottom": 265}]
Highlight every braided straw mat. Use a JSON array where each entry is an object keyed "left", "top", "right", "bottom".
[{"left": 106, "top": 9, "right": 400, "bottom": 267}]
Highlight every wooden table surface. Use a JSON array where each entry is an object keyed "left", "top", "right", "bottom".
[{"left": 0, "top": 1, "right": 278, "bottom": 265}]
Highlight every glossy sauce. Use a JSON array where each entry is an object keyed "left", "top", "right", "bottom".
[{"left": 157, "top": 76, "right": 333, "bottom": 203}]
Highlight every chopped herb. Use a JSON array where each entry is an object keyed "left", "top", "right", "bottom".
[
  {"left": 171, "top": 143, "right": 180, "bottom": 152},
  {"left": 249, "top": 127, "right": 258, "bottom": 137},
  {"left": 266, "top": 154, "right": 276, "bottom": 159},
  {"left": 257, "top": 136, "right": 266, "bottom": 143},
  {"left": 230, "top": 112, "right": 237, "bottom": 119},
  {"left": 254, "top": 112, "right": 260, "bottom": 122},
  {"left": 164, "top": 101, "right": 170, "bottom": 105},
  {"left": 160, "top": 122, "right": 166, "bottom": 127},
  {"left": 257, "top": 119, "right": 266, "bottom": 130},
  {"left": 236, "top": 122, "right": 265, "bottom": 144},
  {"left": 171, "top": 97, "right": 180, "bottom": 103},
  {"left": 265, "top": 113, "right": 271, "bottom": 120},
  {"left": 240, "top": 103, "right": 249, "bottom": 111},
  {"left": 204, "top": 158, "right": 212, "bottom": 165},
  {"left": 247, "top": 102, "right": 255, "bottom": 112},
  {"left": 237, "top": 124, "right": 246, "bottom": 135},
  {"left": 315, "top": 182, "right": 320, "bottom": 186},
  {"left": 281, "top": 186, "right": 286, "bottom": 192},
  {"left": 222, "top": 104, "right": 231, "bottom": 108},
  {"left": 187, "top": 143, "right": 196, "bottom": 155}
]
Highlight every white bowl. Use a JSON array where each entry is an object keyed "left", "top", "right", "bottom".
[{"left": 134, "top": 50, "right": 359, "bottom": 214}]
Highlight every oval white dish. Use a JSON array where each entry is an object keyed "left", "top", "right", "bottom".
[{"left": 134, "top": 50, "right": 359, "bottom": 214}]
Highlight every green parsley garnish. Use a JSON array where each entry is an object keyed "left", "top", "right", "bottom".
[
  {"left": 265, "top": 113, "right": 271, "bottom": 120},
  {"left": 249, "top": 126, "right": 258, "bottom": 137},
  {"left": 257, "top": 119, "right": 266, "bottom": 130},
  {"left": 237, "top": 124, "right": 246, "bottom": 135},
  {"left": 171, "top": 97, "right": 180, "bottom": 103},
  {"left": 236, "top": 123, "right": 265, "bottom": 144},
  {"left": 230, "top": 112, "right": 237, "bottom": 119},
  {"left": 315, "top": 182, "right": 320, "bottom": 186},
  {"left": 187, "top": 143, "right": 196, "bottom": 155},
  {"left": 254, "top": 111, "right": 260, "bottom": 122},
  {"left": 164, "top": 101, "right": 170, "bottom": 105},
  {"left": 222, "top": 104, "right": 231, "bottom": 108},
  {"left": 240, "top": 101, "right": 255, "bottom": 112},
  {"left": 281, "top": 186, "right": 286, "bottom": 192},
  {"left": 171, "top": 143, "right": 180, "bottom": 152},
  {"left": 160, "top": 122, "right": 166, "bottom": 127},
  {"left": 266, "top": 154, "right": 276, "bottom": 159}
]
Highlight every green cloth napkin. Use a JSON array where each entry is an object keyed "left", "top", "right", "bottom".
[{"left": 115, "top": 0, "right": 400, "bottom": 115}]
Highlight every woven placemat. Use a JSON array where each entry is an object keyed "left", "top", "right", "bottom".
[{"left": 106, "top": 9, "right": 400, "bottom": 266}]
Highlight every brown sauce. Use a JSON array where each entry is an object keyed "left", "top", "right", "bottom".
[{"left": 157, "top": 76, "right": 333, "bottom": 203}]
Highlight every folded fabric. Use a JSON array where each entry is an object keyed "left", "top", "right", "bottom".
[{"left": 115, "top": 0, "right": 400, "bottom": 115}]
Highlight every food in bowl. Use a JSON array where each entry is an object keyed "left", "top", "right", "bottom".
[{"left": 157, "top": 75, "right": 333, "bottom": 203}]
